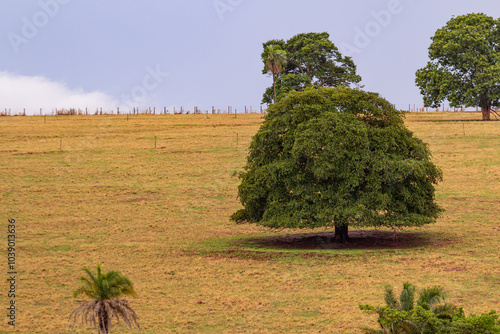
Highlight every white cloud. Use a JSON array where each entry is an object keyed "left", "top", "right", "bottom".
[{"left": 0, "top": 71, "right": 118, "bottom": 115}]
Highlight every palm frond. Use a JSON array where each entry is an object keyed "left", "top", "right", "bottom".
[
  {"left": 108, "top": 299, "right": 140, "bottom": 329},
  {"left": 69, "top": 300, "right": 99, "bottom": 329},
  {"left": 85, "top": 266, "right": 101, "bottom": 289},
  {"left": 399, "top": 282, "right": 415, "bottom": 311},
  {"left": 105, "top": 271, "right": 136, "bottom": 299},
  {"left": 417, "top": 286, "right": 446, "bottom": 310},
  {"left": 74, "top": 265, "right": 136, "bottom": 300},
  {"left": 73, "top": 266, "right": 102, "bottom": 300},
  {"left": 70, "top": 299, "right": 140, "bottom": 332},
  {"left": 74, "top": 276, "right": 100, "bottom": 299},
  {"left": 384, "top": 284, "right": 399, "bottom": 310}
]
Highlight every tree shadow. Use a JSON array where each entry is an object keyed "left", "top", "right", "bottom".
[{"left": 240, "top": 230, "right": 441, "bottom": 251}]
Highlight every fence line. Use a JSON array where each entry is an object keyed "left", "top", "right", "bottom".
[
  {"left": 0, "top": 105, "right": 492, "bottom": 116},
  {"left": 406, "top": 105, "right": 482, "bottom": 113},
  {"left": 0, "top": 105, "right": 268, "bottom": 117}
]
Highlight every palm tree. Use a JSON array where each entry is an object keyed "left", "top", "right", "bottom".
[
  {"left": 384, "top": 282, "right": 457, "bottom": 318},
  {"left": 70, "top": 265, "right": 139, "bottom": 334},
  {"left": 363, "top": 282, "right": 459, "bottom": 333},
  {"left": 383, "top": 282, "right": 416, "bottom": 312},
  {"left": 264, "top": 46, "right": 287, "bottom": 104}
]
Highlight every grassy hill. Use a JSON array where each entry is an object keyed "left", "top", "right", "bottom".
[{"left": 0, "top": 112, "right": 498, "bottom": 333}]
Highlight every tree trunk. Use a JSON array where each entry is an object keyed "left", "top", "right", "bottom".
[
  {"left": 481, "top": 105, "right": 491, "bottom": 121},
  {"left": 334, "top": 224, "right": 350, "bottom": 243},
  {"left": 272, "top": 73, "right": 277, "bottom": 104},
  {"left": 99, "top": 307, "right": 110, "bottom": 334},
  {"left": 479, "top": 94, "right": 491, "bottom": 121}
]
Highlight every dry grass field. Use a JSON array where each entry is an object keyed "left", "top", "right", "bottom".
[{"left": 0, "top": 111, "right": 498, "bottom": 333}]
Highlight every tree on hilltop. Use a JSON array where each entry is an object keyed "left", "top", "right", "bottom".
[
  {"left": 416, "top": 13, "right": 500, "bottom": 121},
  {"left": 261, "top": 32, "right": 361, "bottom": 104}
]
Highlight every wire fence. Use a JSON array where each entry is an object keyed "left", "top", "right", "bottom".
[
  {"left": 405, "top": 105, "right": 483, "bottom": 113},
  {"left": 0, "top": 105, "right": 268, "bottom": 117},
  {"left": 0, "top": 105, "right": 495, "bottom": 117}
]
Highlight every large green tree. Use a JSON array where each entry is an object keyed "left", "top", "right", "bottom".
[
  {"left": 232, "top": 87, "right": 442, "bottom": 241},
  {"left": 416, "top": 13, "right": 500, "bottom": 121},
  {"left": 261, "top": 32, "right": 361, "bottom": 104},
  {"left": 70, "top": 265, "right": 139, "bottom": 334}
]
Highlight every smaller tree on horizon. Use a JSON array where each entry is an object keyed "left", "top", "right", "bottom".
[
  {"left": 70, "top": 265, "right": 139, "bottom": 334},
  {"left": 261, "top": 32, "right": 361, "bottom": 104},
  {"left": 416, "top": 13, "right": 500, "bottom": 121}
]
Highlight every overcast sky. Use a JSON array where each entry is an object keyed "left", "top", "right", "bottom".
[{"left": 1, "top": 0, "right": 499, "bottom": 115}]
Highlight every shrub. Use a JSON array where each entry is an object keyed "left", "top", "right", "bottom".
[{"left": 359, "top": 282, "right": 499, "bottom": 334}]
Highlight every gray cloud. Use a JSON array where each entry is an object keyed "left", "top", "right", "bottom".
[{"left": 0, "top": 72, "right": 118, "bottom": 115}]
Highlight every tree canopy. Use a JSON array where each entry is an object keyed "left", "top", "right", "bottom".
[
  {"left": 232, "top": 87, "right": 442, "bottom": 241},
  {"left": 415, "top": 13, "right": 500, "bottom": 121},
  {"left": 261, "top": 32, "right": 361, "bottom": 104}
]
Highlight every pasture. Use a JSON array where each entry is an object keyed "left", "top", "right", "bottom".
[{"left": 0, "top": 112, "right": 498, "bottom": 333}]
